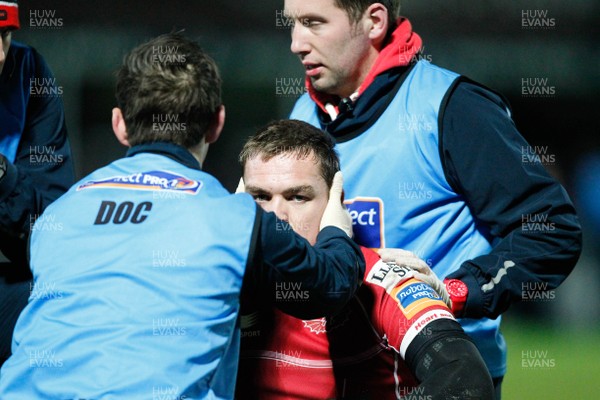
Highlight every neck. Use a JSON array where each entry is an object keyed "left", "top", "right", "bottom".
[{"left": 188, "top": 141, "right": 209, "bottom": 166}]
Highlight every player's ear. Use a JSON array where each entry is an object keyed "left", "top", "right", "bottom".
[
  {"left": 112, "top": 107, "right": 131, "bottom": 147},
  {"left": 204, "top": 105, "right": 225, "bottom": 144},
  {"left": 365, "top": 3, "right": 388, "bottom": 46}
]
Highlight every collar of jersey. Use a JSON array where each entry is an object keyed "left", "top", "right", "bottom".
[{"left": 126, "top": 142, "right": 201, "bottom": 171}]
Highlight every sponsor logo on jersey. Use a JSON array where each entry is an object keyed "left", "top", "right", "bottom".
[
  {"left": 240, "top": 312, "right": 261, "bottom": 338},
  {"left": 399, "top": 309, "right": 455, "bottom": 358},
  {"left": 366, "top": 260, "right": 415, "bottom": 292},
  {"left": 392, "top": 279, "right": 448, "bottom": 319},
  {"left": 77, "top": 171, "right": 202, "bottom": 195},
  {"left": 240, "top": 312, "right": 260, "bottom": 329},
  {"left": 303, "top": 318, "right": 327, "bottom": 334},
  {"left": 344, "top": 197, "right": 385, "bottom": 249},
  {"left": 302, "top": 309, "right": 351, "bottom": 335}
]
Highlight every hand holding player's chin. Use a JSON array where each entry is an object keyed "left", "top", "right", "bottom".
[{"left": 377, "top": 248, "right": 451, "bottom": 308}]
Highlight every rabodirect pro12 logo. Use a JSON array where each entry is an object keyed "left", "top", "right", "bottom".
[
  {"left": 344, "top": 197, "right": 385, "bottom": 249},
  {"left": 394, "top": 280, "right": 446, "bottom": 320},
  {"left": 77, "top": 171, "right": 202, "bottom": 194}
]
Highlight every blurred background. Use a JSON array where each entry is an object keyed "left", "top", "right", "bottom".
[{"left": 14, "top": 0, "right": 600, "bottom": 398}]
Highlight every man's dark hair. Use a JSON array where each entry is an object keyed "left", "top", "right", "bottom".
[
  {"left": 335, "top": 0, "right": 400, "bottom": 35},
  {"left": 239, "top": 120, "right": 340, "bottom": 188},
  {"left": 115, "top": 32, "right": 221, "bottom": 148}
]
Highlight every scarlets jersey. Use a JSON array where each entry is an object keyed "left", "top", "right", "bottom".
[{"left": 236, "top": 248, "right": 455, "bottom": 399}]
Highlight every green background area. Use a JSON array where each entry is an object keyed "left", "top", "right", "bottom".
[{"left": 502, "top": 318, "right": 599, "bottom": 399}]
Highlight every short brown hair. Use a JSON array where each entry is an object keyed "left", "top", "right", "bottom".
[
  {"left": 239, "top": 120, "right": 340, "bottom": 188},
  {"left": 335, "top": 0, "right": 400, "bottom": 35},
  {"left": 115, "top": 32, "right": 221, "bottom": 148}
]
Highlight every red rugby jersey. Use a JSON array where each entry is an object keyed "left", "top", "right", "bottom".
[{"left": 236, "top": 248, "right": 455, "bottom": 399}]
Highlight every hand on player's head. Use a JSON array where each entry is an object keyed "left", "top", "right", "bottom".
[{"left": 319, "top": 171, "right": 353, "bottom": 238}]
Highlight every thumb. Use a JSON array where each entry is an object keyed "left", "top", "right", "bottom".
[
  {"left": 235, "top": 177, "right": 246, "bottom": 194},
  {"left": 329, "top": 171, "right": 343, "bottom": 202},
  {"left": 320, "top": 171, "right": 353, "bottom": 238}
]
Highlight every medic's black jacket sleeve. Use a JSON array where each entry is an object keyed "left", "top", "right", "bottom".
[
  {"left": 245, "top": 207, "right": 365, "bottom": 320},
  {"left": 440, "top": 79, "right": 582, "bottom": 319},
  {"left": 405, "top": 319, "right": 494, "bottom": 399},
  {"left": 0, "top": 47, "right": 75, "bottom": 266}
]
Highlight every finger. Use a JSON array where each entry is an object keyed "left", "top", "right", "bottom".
[
  {"left": 400, "top": 258, "right": 431, "bottom": 274},
  {"left": 377, "top": 248, "right": 416, "bottom": 261},
  {"left": 235, "top": 177, "right": 245, "bottom": 194},
  {"left": 377, "top": 249, "right": 431, "bottom": 274},
  {"left": 414, "top": 272, "right": 452, "bottom": 309}
]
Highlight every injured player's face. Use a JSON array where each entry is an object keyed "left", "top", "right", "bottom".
[{"left": 243, "top": 151, "right": 330, "bottom": 245}]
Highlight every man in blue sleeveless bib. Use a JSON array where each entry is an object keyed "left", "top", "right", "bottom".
[
  {"left": 0, "top": 0, "right": 75, "bottom": 366},
  {"left": 0, "top": 33, "right": 365, "bottom": 399},
  {"left": 284, "top": 1, "right": 582, "bottom": 397}
]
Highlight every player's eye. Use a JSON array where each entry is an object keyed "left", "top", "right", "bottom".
[
  {"left": 301, "top": 18, "right": 321, "bottom": 28},
  {"left": 283, "top": 16, "right": 294, "bottom": 27},
  {"left": 289, "top": 195, "right": 308, "bottom": 203},
  {"left": 252, "top": 194, "right": 270, "bottom": 202}
]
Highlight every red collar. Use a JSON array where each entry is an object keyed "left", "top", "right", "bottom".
[{"left": 307, "top": 18, "right": 422, "bottom": 114}]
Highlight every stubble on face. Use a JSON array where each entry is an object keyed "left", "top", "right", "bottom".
[
  {"left": 286, "top": 0, "right": 375, "bottom": 99},
  {"left": 243, "top": 153, "right": 330, "bottom": 245},
  {"left": 309, "top": 21, "right": 370, "bottom": 95}
]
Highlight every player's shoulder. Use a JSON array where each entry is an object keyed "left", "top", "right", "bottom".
[
  {"left": 7, "top": 41, "right": 53, "bottom": 81},
  {"left": 360, "top": 246, "right": 382, "bottom": 268},
  {"left": 8, "top": 40, "right": 40, "bottom": 62},
  {"left": 8, "top": 40, "right": 31, "bottom": 53}
]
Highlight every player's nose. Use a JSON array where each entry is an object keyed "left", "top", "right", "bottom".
[
  {"left": 290, "top": 23, "right": 311, "bottom": 55},
  {"left": 268, "top": 198, "right": 289, "bottom": 223}
]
